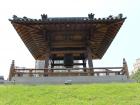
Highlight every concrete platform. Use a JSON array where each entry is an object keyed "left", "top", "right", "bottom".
[{"left": 10, "top": 75, "right": 134, "bottom": 84}]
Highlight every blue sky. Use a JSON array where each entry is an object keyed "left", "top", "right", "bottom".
[{"left": 0, "top": 0, "right": 140, "bottom": 79}]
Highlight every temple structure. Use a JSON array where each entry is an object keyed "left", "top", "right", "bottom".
[{"left": 8, "top": 13, "right": 129, "bottom": 83}]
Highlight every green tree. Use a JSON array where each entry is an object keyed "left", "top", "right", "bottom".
[{"left": 131, "top": 69, "right": 140, "bottom": 83}]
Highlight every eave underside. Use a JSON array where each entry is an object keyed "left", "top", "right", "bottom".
[{"left": 10, "top": 19, "right": 125, "bottom": 60}]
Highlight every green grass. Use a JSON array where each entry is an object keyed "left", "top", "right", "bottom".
[{"left": 0, "top": 83, "right": 140, "bottom": 105}]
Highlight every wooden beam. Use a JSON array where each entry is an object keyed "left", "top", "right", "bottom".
[
  {"left": 50, "top": 50, "right": 86, "bottom": 54},
  {"left": 52, "top": 63, "right": 84, "bottom": 66}
]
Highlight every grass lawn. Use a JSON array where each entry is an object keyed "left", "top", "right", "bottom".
[{"left": 0, "top": 83, "right": 140, "bottom": 105}]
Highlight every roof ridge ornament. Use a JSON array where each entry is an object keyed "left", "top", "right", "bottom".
[
  {"left": 108, "top": 15, "right": 113, "bottom": 19},
  {"left": 13, "top": 15, "right": 18, "bottom": 20},
  {"left": 41, "top": 14, "right": 48, "bottom": 20},
  {"left": 88, "top": 13, "right": 94, "bottom": 20},
  {"left": 118, "top": 13, "right": 123, "bottom": 19}
]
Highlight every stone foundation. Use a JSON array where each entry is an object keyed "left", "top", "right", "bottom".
[{"left": 11, "top": 75, "right": 134, "bottom": 84}]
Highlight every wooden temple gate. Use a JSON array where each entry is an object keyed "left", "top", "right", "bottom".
[{"left": 8, "top": 13, "right": 128, "bottom": 81}]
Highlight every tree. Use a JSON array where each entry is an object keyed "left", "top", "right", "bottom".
[{"left": 131, "top": 69, "right": 140, "bottom": 83}]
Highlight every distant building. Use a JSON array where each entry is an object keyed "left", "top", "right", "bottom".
[
  {"left": 133, "top": 58, "right": 140, "bottom": 73},
  {"left": 0, "top": 76, "right": 4, "bottom": 83}
]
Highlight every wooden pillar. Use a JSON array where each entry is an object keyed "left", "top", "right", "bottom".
[
  {"left": 9, "top": 60, "right": 15, "bottom": 81},
  {"left": 106, "top": 69, "right": 109, "bottom": 76},
  {"left": 51, "top": 59, "right": 54, "bottom": 72},
  {"left": 106, "top": 72, "right": 109, "bottom": 76},
  {"left": 29, "top": 69, "right": 33, "bottom": 77},
  {"left": 122, "top": 58, "right": 129, "bottom": 78},
  {"left": 87, "top": 47, "right": 94, "bottom": 75},
  {"left": 44, "top": 54, "right": 49, "bottom": 76},
  {"left": 83, "top": 59, "right": 87, "bottom": 72},
  {"left": 43, "top": 29, "right": 51, "bottom": 76}
]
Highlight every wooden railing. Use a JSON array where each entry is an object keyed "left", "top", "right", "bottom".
[
  {"left": 8, "top": 58, "right": 129, "bottom": 80},
  {"left": 11, "top": 67, "right": 124, "bottom": 77}
]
